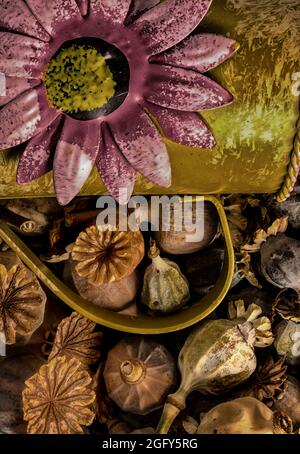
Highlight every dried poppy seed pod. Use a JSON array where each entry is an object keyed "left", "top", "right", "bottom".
[
  {"left": 198, "top": 397, "right": 279, "bottom": 434},
  {"left": 71, "top": 261, "right": 140, "bottom": 312},
  {"left": 157, "top": 302, "right": 273, "bottom": 433},
  {"left": 272, "top": 376, "right": 300, "bottom": 429},
  {"left": 141, "top": 240, "right": 190, "bottom": 313},
  {"left": 103, "top": 337, "right": 177, "bottom": 416},
  {"left": 260, "top": 234, "right": 300, "bottom": 301},
  {"left": 0, "top": 251, "right": 46, "bottom": 345},
  {"left": 274, "top": 320, "right": 300, "bottom": 366},
  {"left": 71, "top": 225, "right": 144, "bottom": 286},
  {"left": 154, "top": 202, "right": 219, "bottom": 255}
]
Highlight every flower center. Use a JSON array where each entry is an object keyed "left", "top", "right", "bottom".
[{"left": 45, "top": 38, "right": 130, "bottom": 120}]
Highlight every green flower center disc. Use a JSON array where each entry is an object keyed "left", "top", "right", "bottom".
[{"left": 45, "top": 44, "right": 117, "bottom": 116}]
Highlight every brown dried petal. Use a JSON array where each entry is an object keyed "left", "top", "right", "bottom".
[
  {"left": 0, "top": 264, "right": 46, "bottom": 344},
  {"left": 72, "top": 225, "right": 144, "bottom": 285},
  {"left": 23, "top": 356, "right": 95, "bottom": 434},
  {"left": 241, "top": 217, "right": 288, "bottom": 253},
  {"left": 48, "top": 312, "right": 103, "bottom": 366}
]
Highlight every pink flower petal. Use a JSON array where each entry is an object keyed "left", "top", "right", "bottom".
[
  {"left": 0, "top": 85, "right": 59, "bottom": 149},
  {"left": 147, "top": 64, "right": 233, "bottom": 111},
  {"left": 109, "top": 107, "right": 171, "bottom": 188},
  {"left": 75, "top": 0, "right": 89, "bottom": 16},
  {"left": 17, "top": 115, "right": 63, "bottom": 184},
  {"left": 90, "top": 0, "right": 131, "bottom": 24},
  {"left": 0, "top": 77, "right": 40, "bottom": 107},
  {"left": 26, "top": 0, "right": 82, "bottom": 36},
  {"left": 133, "top": 0, "right": 212, "bottom": 55},
  {"left": 53, "top": 118, "right": 100, "bottom": 206},
  {"left": 96, "top": 123, "right": 136, "bottom": 205},
  {"left": 146, "top": 103, "right": 216, "bottom": 148},
  {"left": 153, "top": 34, "right": 238, "bottom": 73},
  {"left": 0, "top": 32, "right": 47, "bottom": 78},
  {"left": 127, "top": 0, "right": 160, "bottom": 21},
  {"left": 0, "top": 0, "right": 50, "bottom": 42}
]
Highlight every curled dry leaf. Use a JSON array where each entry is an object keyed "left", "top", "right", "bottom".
[
  {"left": 71, "top": 225, "right": 144, "bottom": 286},
  {"left": 23, "top": 356, "right": 95, "bottom": 434},
  {"left": 274, "top": 290, "right": 300, "bottom": 323},
  {"left": 48, "top": 312, "right": 103, "bottom": 366},
  {"left": 241, "top": 217, "right": 288, "bottom": 253},
  {"left": 238, "top": 356, "right": 288, "bottom": 404},
  {"left": 235, "top": 251, "right": 262, "bottom": 288},
  {"left": 0, "top": 263, "right": 46, "bottom": 344}
]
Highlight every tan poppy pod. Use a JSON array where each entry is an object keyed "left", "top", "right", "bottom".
[
  {"left": 154, "top": 201, "right": 219, "bottom": 255},
  {"left": 272, "top": 376, "right": 300, "bottom": 429},
  {"left": 71, "top": 261, "right": 140, "bottom": 312},
  {"left": 141, "top": 240, "right": 190, "bottom": 314},
  {"left": 103, "top": 337, "right": 177, "bottom": 415},
  {"left": 0, "top": 251, "right": 46, "bottom": 345},
  {"left": 197, "top": 397, "right": 275, "bottom": 434},
  {"left": 71, "top": 225, "right": 144, "bottom": 286}
]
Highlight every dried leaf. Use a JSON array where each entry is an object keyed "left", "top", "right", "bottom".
[
  {"left": 241, "top": 217, "right": 288, "bottom": 253},
  {"left": 235, "top": 251, "right": 262, "bottom": 288},
  {"left": 23, "top": 356, "right": 95, "bottom": 434},
  {"left": 0, "top": 263, "right": 46, "bottom": 344},
  {"left": 72, "top": 225, "right": 144, "bottom": 285},
  {"left": 48, "top": 312, "right": 102, "bottom": 366}
]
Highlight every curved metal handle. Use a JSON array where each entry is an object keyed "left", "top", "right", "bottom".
[{"left": 0, "top": 195, "right": 235, "bottom": 334}]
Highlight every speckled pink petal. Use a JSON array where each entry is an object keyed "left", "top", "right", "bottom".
[
  {"left": 128, "top": 0, "right": 160, "bottom": 21},
  {"left": 0, "top": 85, "right": 59, "bottom": 149},
  {"left": 96, "top": 123, "right": 136, "bottom": 205},
  {"left": 146, "top": 103, "right": 216, "bottom": 148},
  {"left": 26, "top": 0, "right": 82, "bottom": 36},
  {"left": 90, "top": 0, "right": 131, "bottom": 24},
  {"left": 0, "top": 0, "right": 50, "bottom": 41},
  {"left": 75, "top": 0, "right": 89, "bottom": 16},
  {"left": 147, "top": 64, "right": 233, "bottom": 111},
  {"left": 0, "top": 32, "right": 47, "bottom": 78},
  {"left": 53, "top": 119, "right": 100, "bottom": 206},
  {"left": 17, "top": 115, "right": 63, "bottom": 184},
  {"left": 110, "top": 107, "right": 171, "bottom": 188},
  {"left": 0, "top": 77, "right": 40, "bottom": 107},
  {"left": 133, "top": 0, "right": 212, "bottom": 55},
  {"left": 153, "top": 34, "right": 238, "bottom": 73}
]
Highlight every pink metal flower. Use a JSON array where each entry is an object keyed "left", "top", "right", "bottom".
[{"left": 0, "top": 0, "right": 237, "bottom": 205}]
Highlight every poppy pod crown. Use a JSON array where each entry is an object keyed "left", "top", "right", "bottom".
[{"left": 0, "top": 0, "right": 238, "bottom": 205}]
